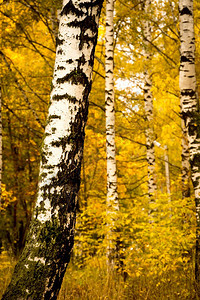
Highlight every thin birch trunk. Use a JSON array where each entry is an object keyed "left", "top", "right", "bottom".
[
  {"left": 179, "top": 0, "right": 200, "bottom": 289},
  {"left": 0, "top": 86, "right": 2, "bottom": 205},
  {"left": 105, "top": 0, "right": 119, "bottom": 269},
  {"left": 181, "top": 119, "right": 191, "bottom": 197},
  {"left": 164, "top": 146, "right": 171, "bottom": 197},
  {"left": 143, "top": 0, "right": 157, "bottom": 204},
  {"left": 2, "top": 0, "right": 103, "bottom": 298},
  {"left": 50, "top": 8, "right": 59, "bottom": 42}
]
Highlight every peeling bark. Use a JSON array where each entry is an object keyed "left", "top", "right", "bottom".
[
  {"left": 2, "top": 0, "right": 103, "bottom": 299},
  {"left": 179, "top": 0, "right": 200, "bottom": 289},
  {"left": 105, "top": 0, "right": 119, "bottom": 268}
]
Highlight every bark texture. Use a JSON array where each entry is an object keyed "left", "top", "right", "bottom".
[
  {"left": 181, "top": 119, "right": 191, "bottom": 198},
  {"left": 179, "top": 0, "right": 200, "bottom": 288},
  {"left": 143, "top": 0, "right": 157, "bottom": 202},
  {"left": 2, "top": 0, "right": 103, "bottom": 299},
  {"left": 105, "top": 0, "right": 119, "bottom": 267}
]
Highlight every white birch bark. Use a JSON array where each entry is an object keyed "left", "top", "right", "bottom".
[
  {"left": 143, "top": 0, "right": 157, "bottom": 203},
  {"left": 2, "top": 0, "right": 103, "bottom": 299},
  {"left": 105, "top": 0, "right": 119, "bottom": 268},
  {"left": 179, "top": 0, "right": 200, "bottom": 287}
]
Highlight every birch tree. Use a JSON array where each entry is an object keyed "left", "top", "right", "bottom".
[
  {"left": 179, "top": 0, "right": 200, "bottom": 288},
  {"left": 2, "top": 0, "right": 103, "bottom": 299},
  {"left": 105, "top": 0, "right": 119, "bottom": 268},
  {"left": 143, "top": 0, "right": 157, "bottom": 202},
  {"left": 0, "top": 86, "right": 2, "bottom": 204},
  {"left": 181, "top": 119, "right": 191, "bottom": 198}
]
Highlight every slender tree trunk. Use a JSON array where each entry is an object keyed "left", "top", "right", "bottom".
[
  {"left": 0, "top": 86, "right": 2, "bottom": 205},
  {"left": 2, "top": 1, "right": 103, "bottom": 299},
  {"left": 164, "top": 146, "right": 171, "bottom": 196},
  {"left": 82, "top": 154, "right": 88, "bottom": 208},
  {"left": 50, "top": 7, "right": 59, "bottom": 42},
  {"left": 181, "top": 119, "right": 191, "bottom": 197},
  {"left": 179, "top": 0, "right": 200, "bottom": 290},
  {"left": 143, "top": 0, "right": 157, "bottom": 203},
  {"left": 105, "top": 0, "right": 119, "bottom": 269},
  {"left": 7, "top": 111, "right": 19, "bottom": 256}
]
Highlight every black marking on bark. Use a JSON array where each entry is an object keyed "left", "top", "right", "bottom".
[
  {"left": 56, "top": 37, "right": 65, "bottom": 47},
  {"left": 79, "top": 0, "right": 104, "bottom": 11},
  {"left": 57, "top": 49, "right": 63, "bottom": 55},
  {"left": 66, "top": 59, "right": 73, "bottom": 64},
  {"left": 68, "top": 15, "right": 98, "bottom": 50},
  {"left": 57, "top": 66, "right": 66, "bottom": 70},
  {"left": 57, "top": 68, "right": 89, "bottom": 86},
  {"left": 48, "top": 114, "right": 61, "bottom": 121},
  {"left": 182, "top": 111, "right": 200, "bottom": 140},
  {"left": 77, "top": 54, "right": 86, "bottom": 67},
  {"left": 181, "top": 55, "right": 193, "bottom": 63},
  {"left": 61, "top": 0, "right": 84, "bottom": 18},
  {"left": 52, "top": 92, "right": 78, "bottom": 103},
  {"left": 41, "top": 151, "right": 48, "bottom": 165},
  {"left": 180, "top": 6, "right": 192, "bottom": 16},
  {"left": 181, "top": 89, "right": 196, "bottom": 98},
  {"left": 191, "top": 154, "right": 200, "bottom": 187}
]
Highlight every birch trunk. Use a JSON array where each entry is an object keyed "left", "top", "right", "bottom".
[
  {"left": 181, "top": 119, "right": 191, "bottom": 198},
  {"left": 0, "top": 86, "right": 1, "bottom": 204},
  {"left": 143, "top": 0, "right": 157, "bottom": 203},
  {"left": 105, "top": 0, "right": 119, "bottom": 268},
  {"left": 2, "top": 0, "right": 103, "bottom": 299},
  {"left": 179, "top": 0, "right": 200, "bottom": 288}
]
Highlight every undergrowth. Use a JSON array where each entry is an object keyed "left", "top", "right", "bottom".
[
  {"left": 58, "top": 256, "right": 196, "bottom": 300},
  {"left": 0, "top": 252, "right": 197, "bottom": 299}
]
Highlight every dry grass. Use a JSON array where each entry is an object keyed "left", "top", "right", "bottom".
[
  {"left": 0, "top": 253, "right": 197, "bottom": 300},
  {"left": 58, "top": 258, "right": 196, "bottom": 300}
]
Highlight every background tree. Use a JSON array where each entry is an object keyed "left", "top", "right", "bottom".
[
  {"left": 142, "top": 0, "right": 157, "bottom": 212},
  {"left": 179, "top": 0, "right": 200, "bottom": 292},
  {"left": 0, "top": 85, "right": 2, "bottom": 204},
  {"left": 105, "top": 0, "right": 119, "bottom": 269}
]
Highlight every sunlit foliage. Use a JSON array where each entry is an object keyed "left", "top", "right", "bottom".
[{"left": 0, "top": 0, "right": 199, "bottom": 298}]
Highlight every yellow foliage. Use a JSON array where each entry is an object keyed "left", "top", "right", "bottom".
[{"left": 1, "top": 184, "right": 16, "bottom": 211}]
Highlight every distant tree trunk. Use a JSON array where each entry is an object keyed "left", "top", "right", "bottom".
[
  {"left": 0, "top": 86, "right": 2, "bottom": 204},
  {"left": 163, "top": 145, "right": 171, "bottom": 196},
  {"left": 143, "top": 0, "right": 157, "bottom": 203},
  {"left": 105, "top": 0, "right": 119, "bottom": 269},
  {"left": 179, "top": 0, "right": 200, "bottom": 290},
  {"left": 2, "top": 0, "right": 103, "bottom": 299},
  {"left": 181, "top": 119, "right": 191, "bottom": 198},
  {"left": 50, "top": 7, "right": 59, "bottom": 42}
]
